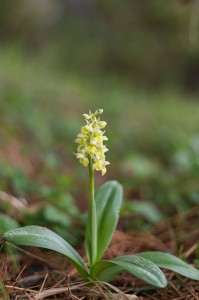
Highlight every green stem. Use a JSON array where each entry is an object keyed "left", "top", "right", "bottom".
[{"left": 89, "top": 156, "right": 97, "bottom": 266}]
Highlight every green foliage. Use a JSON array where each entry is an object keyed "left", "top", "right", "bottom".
[
  {"left": 1, "top": 42, "right": 199, "bottom": 292},
  {"left": 0, "top": 1, "right": 198, "bottom": 89},
  {"left": 43, "top": 205, "right": 71, "bottom": 227},
  {"left": 0, "top": 164, "right": 42, "bottom": 204},
  {"left": 92, "top": 256, "right": 167, "bottom": 288},
  {"left": 121, "top": 154, "right": 161, "bottom": 181},
  {"left": 122, "top": 201, "right": 163, "bottom": 224},
  {"left": 3, "top": 225, "right": 89, "bottom": 281},
  {"left": 138, "top": 252, "right": 199, "bottom": 281},
  {"left": 1, "top": 3, "right": 199, "bottom": 293},
  {"left": 95, "top": 181, "right": 123, "bottom": 260},
  {"left": 0, "top": 215, "right": 19, "bottom": 234},
  {"left": 86, "top": 181, "right": 123, "bottom": 265},
  {"left": 0, "top": 162, "right": 80, "bottom": 242},
  {"left": 3, "top": 180, "right": 199, "bottom": 287}
]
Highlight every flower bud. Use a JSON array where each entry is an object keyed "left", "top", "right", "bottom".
[
  {"left": 98, "top": 121, "right": 107, "bottom": 128},
  {"left": 83, "top": 114, "right": 90, "bottom": 120}
]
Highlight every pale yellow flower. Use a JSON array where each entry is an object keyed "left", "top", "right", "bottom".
[{"left": 75, "top": 109, "right": 109, "bottom": 175}]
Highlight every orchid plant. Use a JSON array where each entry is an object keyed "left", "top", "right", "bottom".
[{"left": 3, "top": 109, "right": 199, "bottom": 288}]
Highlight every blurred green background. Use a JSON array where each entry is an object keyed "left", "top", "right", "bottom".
[{"left": 1, "top": 0, "right": 199, "bottom": 239}]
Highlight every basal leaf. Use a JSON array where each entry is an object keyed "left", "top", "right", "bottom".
[
  {"left": 91, "top": 260, "right": 121, "bottom": 281},
  {"left": 92, "top": 255, "right": 167, "bottom": 287},
  {"left": 95, "top": 180, "right": 123, "bottom": 261},
  {"left": 3, "top": 225, "right": 89, "bottom": 280},
  {"left": 138, "top": 251, "right": 199, "bottom": 280},
  {"left": 112, "top": 255, "right": 167, "bottom": 287}
]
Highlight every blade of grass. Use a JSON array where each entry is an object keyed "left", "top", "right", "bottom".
[{"left": 0, "top": 278, "right": 10, "bottom": 300}]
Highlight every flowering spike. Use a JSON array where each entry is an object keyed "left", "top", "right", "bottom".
[{"left": 75, "top": 109, "right": 109, "bottom": 175}]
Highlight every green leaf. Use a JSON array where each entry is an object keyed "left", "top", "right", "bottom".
[
  {"left": 91, "top": 261, "right": 121, "bottom": 281},
  {"left": 95, "top": 180, "right": 123, "bottom": 261},
  {"left": 0, "top": 214, "right": 19, "bottom": 234},
  {"left": 3, "top": 225, "right": 89, "bottom": 280},
  {"left": 123, "top": 201, "right": 163, "bottom": 223},
  {"left": 138, "top": 251, "right": 199, "bottom": 281},
  {"left": 113, "top": 256, "right": 167, "bottom": 287},
  {"left": 43, "top": 204, "right": 72, "bottom": 227},
  {"left": 92, "top": 255, "right": 167, "bottom": 287}
]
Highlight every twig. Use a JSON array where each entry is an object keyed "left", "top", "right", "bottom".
[
  {"left": 37, "top": 273, "right": 48, "bottom": 295},
  {"left": 0, "top": 191, "right": 27, "bottom": 210},
  {"left": 168, "top": 280, "right": 182, "bottom": 297}
]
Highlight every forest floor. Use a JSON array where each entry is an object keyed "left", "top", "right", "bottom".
[{"left": 1, "top": 205, "right": 199, "bottom": 299}]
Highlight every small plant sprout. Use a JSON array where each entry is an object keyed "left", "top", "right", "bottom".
[{"left": 3, "top": 109, "right": 199, "bottom": 288}]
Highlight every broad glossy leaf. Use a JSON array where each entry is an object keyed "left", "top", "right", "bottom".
[
  {"left": 95, "top": 180, "right": 123, "bottom": 260},
  {"left": 138, "top": 251, "right": 199, "bottom": 280},
  {"left": 91, "top": 260, "right": 121, "bottom": 281},
  {"left": 113, "top": 255, "right": 167, "bottom": 287},
  {"left": 92, "top": 255, "right": 167, "bottom": 287},
  {"left": 3, "top": 225, "right": 89, "bottom": 280}
]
